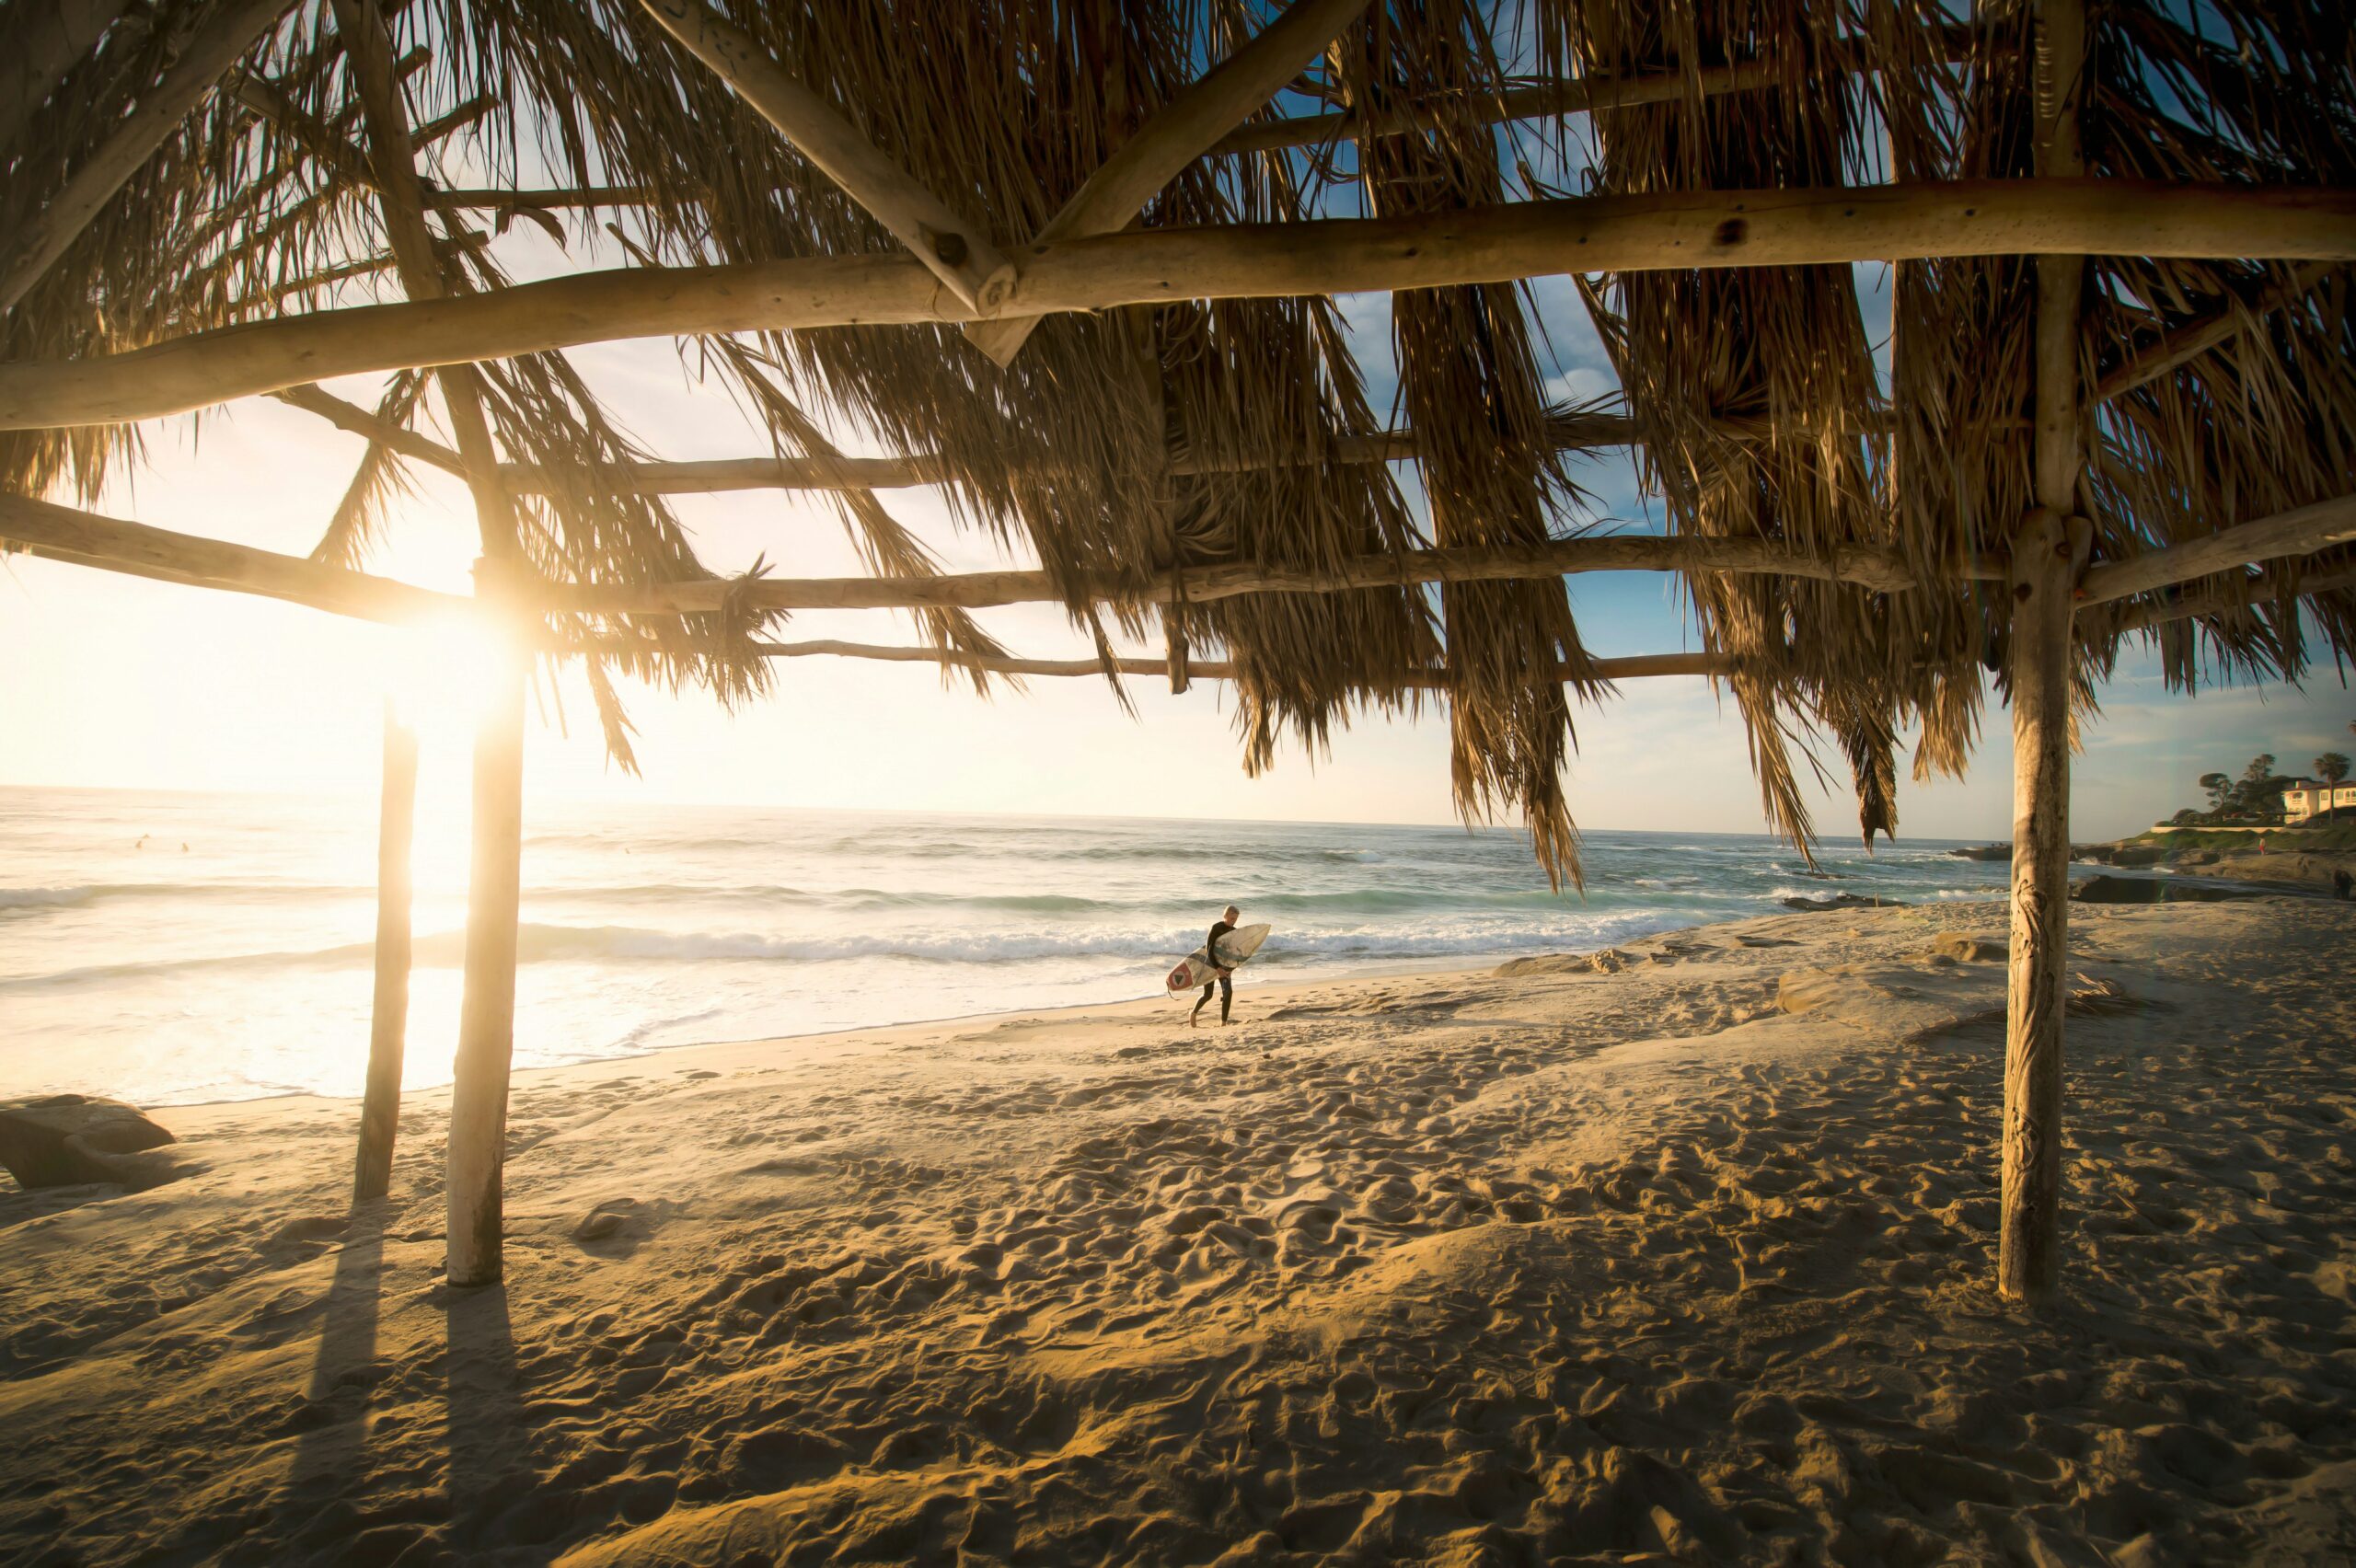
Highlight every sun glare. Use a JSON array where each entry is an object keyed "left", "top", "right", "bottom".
[
  {"left": 382, "top": 609, "right": 525, "bottom": 748},
  {"left": 364, "top": 609, "right": 529, "bottom": 913}
]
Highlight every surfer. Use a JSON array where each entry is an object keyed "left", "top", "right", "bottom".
[{"left": 1190, "top": 905, "right": 1242, "bottom": 1028}]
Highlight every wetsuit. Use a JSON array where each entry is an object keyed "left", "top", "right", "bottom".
[{"left": 1192, "top": 919, "right": 1235, "bottom": 1023}]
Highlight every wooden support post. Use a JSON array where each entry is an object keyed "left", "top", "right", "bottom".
[
  {"left": 329, "top": 0, "right": 532, "bottom": 1286},
  {"left": 2002, "top": 507, "right": 2079, "bottom": 1302},
  {"left": 2000, "top": 0, "right": 2088, "bottom": 1306},
  {"left": 354, "top": 698, "right": 417, "bottom": 1202},
  {"left": 1166, "top": 605, "right": 1192, "bottom": 695},
  {"left": 446, "top": 559, "right": 526, "bottom": 1286}
]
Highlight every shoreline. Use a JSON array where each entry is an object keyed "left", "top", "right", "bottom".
[
  {"left": 150, "top": 945, "right": 1639, "bottom": 1133},
  {"left": 126, "top": 936, "right": 1748, "bottom": 1122}
]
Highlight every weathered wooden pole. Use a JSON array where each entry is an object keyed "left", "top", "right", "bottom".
[
  {"left": 1999, "top": 0, "right": 2088, "bottom": 1303},
  {"left": 1165, "top": 607, "right": 1192, "bottom": 696},
  {"left": 353, "top": 698, "right": 418, "bottom": 1201},
  {"left": 445, "top": 569, "right": 525, "bottom": 1286},
  {"left": 328, "top": 0, "right": 531, "bottom": 1286}
]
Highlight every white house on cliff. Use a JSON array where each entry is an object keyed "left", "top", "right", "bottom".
[{"left": 2281, "top": 778, "right": 2356, "bottom": 824}]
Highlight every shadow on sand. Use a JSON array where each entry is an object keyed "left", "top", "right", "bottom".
[
  {"left": 443, "top": 1279, "right": 532, "bottom": 1548},
  {"left": 285, "top": 1199, "right": 390, "bottom": 1493},
  {"left": 271, "top": 1204, "right": 534, "bottom": 1558}
]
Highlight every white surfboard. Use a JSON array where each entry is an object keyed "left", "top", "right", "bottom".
[{"left": 1165, "top": 923, "right": 1271, "bottom": 995}]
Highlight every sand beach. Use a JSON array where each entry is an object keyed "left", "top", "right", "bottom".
[{"left": 4, "top": 894, "right": 2352, "bottom": 1565}]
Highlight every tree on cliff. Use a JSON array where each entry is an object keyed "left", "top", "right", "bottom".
[{"left": 2232, "top": 755, "right": 2292, "bottom": 821}]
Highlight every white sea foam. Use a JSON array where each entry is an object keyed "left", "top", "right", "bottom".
[{"left": 0, "top": 885, "right": 97, "bottom": 910}]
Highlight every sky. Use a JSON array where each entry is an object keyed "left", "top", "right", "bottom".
[{"left": 6, "top": 35, "right": 2352, "bottom": 850}]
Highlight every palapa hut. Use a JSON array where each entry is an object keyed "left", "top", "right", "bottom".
[{"left": 2, "top": 0, "right": 2350, "bottom": 1307}]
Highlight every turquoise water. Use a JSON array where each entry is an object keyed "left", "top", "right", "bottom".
[{"left": 0, "top": 787, "right": 2010, "bottom": 1105}]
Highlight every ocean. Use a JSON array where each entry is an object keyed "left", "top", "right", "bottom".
[{"left": 0, "top": 787, "right": 2012, "bottom": 1107}]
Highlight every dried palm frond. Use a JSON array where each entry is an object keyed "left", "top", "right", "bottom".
[
  {"left": 310, "top": 367, "right": 425, "bottom": 568},
  {"left": 699, "top": 335, "right": 1019, "bottom": 697},
  {"left": 1539, "top": 0, "right": 1925, "bottom": 852},
  {"left": 1338, "top": 0, "right": 1602, "bottom": 889}
]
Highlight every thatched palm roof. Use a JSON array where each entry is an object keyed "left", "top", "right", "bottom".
[{"left": 3, "top": 0, "right": 2351, "bottom": 885}]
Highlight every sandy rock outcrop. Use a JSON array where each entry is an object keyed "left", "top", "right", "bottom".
[
  {"left": 1496, "top": 948, "right": 1632, "bottom": 976},
  {"left": 0, "top": 1094, "right": 177, "bottom": 1189},
  {"left": 2200, "top": 850, "right": 2356, "bottom": 893},
  {"left": 2073, "top": 842, "right": 2168, "bottom": 867},
  {"left": 2073, "top": 874, "right": 2262, "bottom": 905},
  {"left": 1926, "top": 931, "right": 2006, "bottom": 963}
]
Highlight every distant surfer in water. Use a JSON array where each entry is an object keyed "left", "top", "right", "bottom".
[{"left": 1191, "top": 905, "right": 1242, "bottom": 1028}]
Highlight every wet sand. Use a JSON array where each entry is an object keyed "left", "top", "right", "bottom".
[{"left": 3, "top": 896, "right": 2352, "bottom": 1565}]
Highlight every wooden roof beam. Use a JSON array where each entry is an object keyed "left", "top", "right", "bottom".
[
  {"left": 410, "top": 92, "right": 495, "bottom": 147},
  {"left": 233, "top": 69, "right": 495, "bottom": 213},
  {"left": 549, "top": 533, "right": 1953, "bottom": 618},
  {"left": 293, "top": 225, "right": 493, "bottom": 287},
  {"left": 0, "top": 489, "right": 1754, "bottom": 672},
  {"left": 0, "top": 0, "right": 298, "bottom": 313},
  {"left": 258, "top": 232, "right": 489, "bottom": 305},
  {"left": 0, "top": 490, "right": 466, "bottom": 623},
  {"left": 0, "top": 0, "right": 137, "bottom": 156},
  {"left": 275, "top": 377, "right": 1934, "bottom": 497},
  {"left": 967, "top": 0, "right": 1372, "bottom": 366},
  {"left": 7, "top": 179, "right": 2350, "bottom": 432},
  {"left": 636, "top": 0, "right": 1012, "bottom": 312},
  {"left": 2094, "top": 261, "right": 2339, "bottom": 403},
  {"left": 1210, "top": 23, "right": 1986, "bottom": 157},
  {"left": 0, "top": 486, "right": 1935, "bottom": 626},
  {"left": 325, "top": 0, "right": 519, "bottom": 554},
  {"left": 12, "top": 488, "right": 2342, "bottom": 647},
  {"left": 425, "top": 186, "right": 657, "bottom": 211},
  {"left": 272, "top": 377, "right": 1640, "bottom": 491},
  {"left": 272, "top": 381, "right": 468, "bottom": 476},
  {"left": 577, "top": 635, "right": 1728, "bottom": 687},
  {"left": 232, "top": 73, "right": 382, "bottom": 190},
  {"left": 2079, "top": 490, "right": 2356, "bottom": 605},
  {"left": 2108, "top": 559, "right": 2356, "bottom": 635},
  {"left": 264, "top": 27, "right": 1986, "bottom": 215}
]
